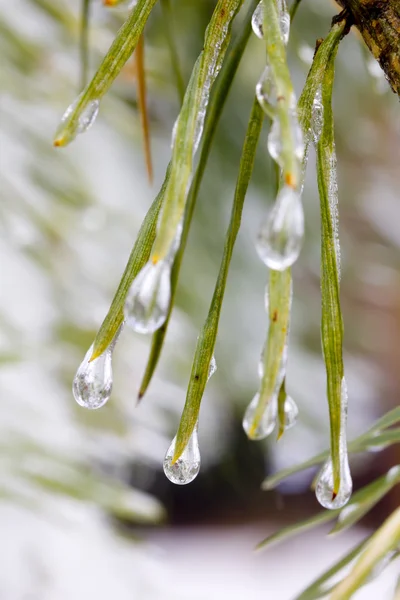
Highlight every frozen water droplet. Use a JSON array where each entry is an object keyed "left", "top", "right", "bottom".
[
  {"left": 316, "top": 378, "right": 352, "bottom": 509},
  {"left": 283, "top": 394, "right": 298, "bottom": 429},
  {"left": 256, "top": 185, "right": 304, "bottom": 270},
  {"left": 277, "top": 0, "right": 290, "bottom": 45},
  {"left": 256, "top": 65, "right": 277, "bottom": 117},
  {"left": 251, "top": 2, "right": 264, "bottom": 39},
  {"left": 315, "top": 457, "right": 352, "bottom": 509},
  {"left": 386, "top": 465, "right": 400, "bottom": 483},
  {"left": 55, "top": 95, "right": 100, "bottom": 145},
  {"left": 73, "top": 344, "right": 113, "bottom": 410},
  {"left": 77, "top": 100, "right": 99, "bottom": 133},
  {"left": 163, "top": 425, "right": 200, "bottom": 485},
  {"left": 252, "top": 0, "right": 290, "bottom": 44},
  {"left": 242, "top": 393, "right": 277, "bottom": 440},
  {"left": 310, "top": 86, "right": 324, "bottom": 144},
  {"left": 268, "top": 110, "right": 304, "bottom": 167},
  {"left": 124, "top": 260, "right": 171, "bottom": 334},
  {"left": 208, "top": 355, "right": 217, "bottom": 380}
]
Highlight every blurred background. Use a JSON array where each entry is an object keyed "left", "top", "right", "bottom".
[{"left": 1, "top": 0, "right": 400, "bottom": 597}]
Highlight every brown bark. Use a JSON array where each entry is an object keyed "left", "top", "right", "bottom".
[{"left": 337, "top": 0, "right": 400, "bottom": 96}]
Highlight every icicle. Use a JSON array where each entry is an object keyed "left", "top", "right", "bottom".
[
  {"left": 163, "top": 423, "right": 201, "bottom": 485},
  {"left": 252, "top": 0, "right": 290, "bottom": 44},
  {"left": 242, "top": 392, "right": 278, "bottom": 440},
  {"left": 256, "top": 184, "right": 304, "bottom": 270},
  {"left": 55, "top": 95, "right": 99, "bottom": 145},
  {"left": 124, "top": 260, "right": 171, "bottom": 334},
  {"left": 73, "top": 343, "right": 114, "bottom": 410},
  {"left": 316, "top": 378, "right": 352, "bottom": 509}
]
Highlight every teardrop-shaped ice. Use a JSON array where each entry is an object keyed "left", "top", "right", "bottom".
[
  {"left": 163, "top": 425, "right": 201, "bottom": 485},
  {"left": 256, "top": 65, "right": 277, "bottom": 118},
  {"left": 55, "top": 95, "right": 100, "bottom": 145},
  {"left": 252, "top": 0, "right": 290, "bottom": 44},
  {"left": 208, "top": 355, "right": 217, "bottom": 380},
  {"left": 283, "top": 394, "right": 298, "bottom": 429},
  {"left": 251, "top": 1, "right": 264, "bottom": 39},
  {"left": 256, "top": 185, "right": 304, "bottom": 270},
  {"left": 73, "top": 344, "right": 113, "bottom": 410},
  {"left": 124, "top": 260, "right": 171, "bottom": 334},
  {"left": 315, "top": 455, "right": 353, "bottom": 509},
  {"left": 277, "top": 0, "right": 290, "bottom": 45},
  {"left": 242, "top": 393, "right": 277, "bottom": 440},
  {"left": 268, "top": 111, "right": 304, "bottom": 167}
]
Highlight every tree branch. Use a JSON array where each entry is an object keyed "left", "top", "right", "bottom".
[{"left": 337, "top": 0, "right": 400, "bottom": 95}]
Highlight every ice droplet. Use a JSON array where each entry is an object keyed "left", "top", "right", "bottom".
[
  {"left": 310, "top": 86, "right": 324, "bottom": 144},
  {"left": 277, "top": 0, "right": 290, "bottom": 45},
  {"left": 55, "top": 95, "right": 99, "bottom": 144},
  {"left": 316, "top": 378, "right": 352, "bottom": 509},
  {"left": 256, "top": 185, "right": 304, "bottom": 270},
  {"left": 256, "top": 65, "right": 277, "bottom": 118},
  {"left": 251, "top": 2, "right": 264, "bottom": 39},
  {"left": 268, "top": 110, "right": 304, "bottom": 167},
  {"left": 252, "top": 0, "right": 290, "bottom": 44},
  {"left": 73, "top": 344, "right": 113, "bottom": 410},
  {"left": 208, "top": 355, "right": 217, "bottom": 380},
  {"left": 283, "top": 394, "right": 298, "bottom": 430},
  {"left": 163, "top": 424, "right": 201, "bottom": 485},
  {"left": 124, "top": 260, "right": 171, "bottom": 334},
  {"left": 242, "top": 393, "right": 277, "bottom": 440}
]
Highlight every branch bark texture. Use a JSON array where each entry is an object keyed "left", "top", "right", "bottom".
[{"left": 338, "top": 0, "right": 400, "bottom": 95}]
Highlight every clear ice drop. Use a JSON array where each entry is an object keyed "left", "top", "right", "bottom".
[
  {"left": 251, "top": 2, "right": 264, "bottom": 39},
  {"left": 55, "top": 95, "right": 99, "bottom": 145},
  {"left": 315, "top": 455, "right": 353, "bottom": 509},
  {"left": 283, "top": 394, "right": 298, "bottom": 430},
  {"left": 256, "top": 65, "right": 277, "bottom": 118},
  {"left": 208, "top": 354, "right": 217, "bottom": 380},
  {"left": 268, "top": 110, "right": 304, "bottom": 167},
  {"left": 252, "top": 0, "right": 290, "bottom": 44},
  {"left": 256, "top": 185, "right": 304, "bottom": 270},
  {"left": 242, "top": 393, "right": 277, "bottom": 440},
  {"left": 73, "top": 344, "right": 113, "bottom": 410},
  {"left": 124, "top": 260, "right": 171, "bottom": 334},
  {"left": 163, "top": 424, "right": 201, "bottom": 485}
]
